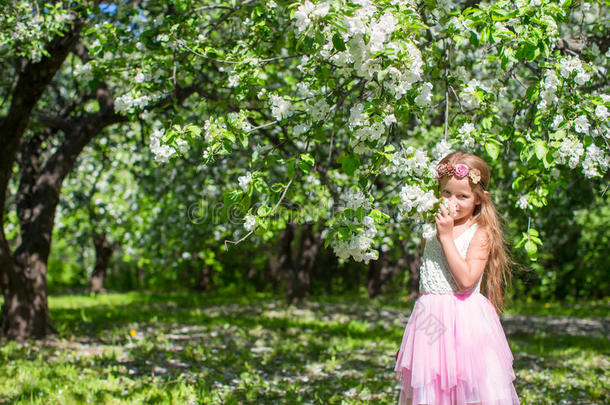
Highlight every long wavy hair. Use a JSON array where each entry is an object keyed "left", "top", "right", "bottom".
[{"left": 437, "top": 151, "right": 515, "bottom": 314}]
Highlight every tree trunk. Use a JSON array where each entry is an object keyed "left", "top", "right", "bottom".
[
  {"left": 2, "top": 262, "right": 55, "bottom": 340},
  {"left": 367, "top": 255, "right": 384, "bottom": 298},
  {"left": 367, "top": 247, "right": 409, "bottom": 298},
  {"left": 275, "top": 222, "right": 320, "bottom": 304},
  {"left": 291, "top": 223, "right": 320, "bottom": 304},
  {"left": 277, "top": 223, "right": 297, "bottom": 303},
  {"left": 0, "top": 20, "right": 87, "bottom": 340},
  {"left": 0, "top": 15, "right": 205, "bottom": 340},
  {"left": 90, "top": 233, "right": 115, "bottom": 293},
  {"left": 407, "top": 251, "right": 423, "bottom": 300},
  {"left": 194, "top": 252, "right": 213, "bottom": 292}
]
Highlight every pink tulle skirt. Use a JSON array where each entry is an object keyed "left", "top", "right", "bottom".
[{"left": 395, "top": 291, "right": 520, "bottom": 405}]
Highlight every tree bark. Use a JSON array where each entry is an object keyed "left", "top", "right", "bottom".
[
  {"left": 0, "top": 20, "right": 86, "bottom": 340},
  {"left": 275, "top": 222, "right": 320, "bottom": 304},
  {"left": 367, "top": 247, "right": 409, "bottom": 298},
  {"left": 291, "top": 223, "right": 320, "bottom": 304},
  {"left": 407, "top": 250, "right": 423, "bottom": 300},
  {"left": 90, "top": 233, "right": 116, "bottom": 293},
  {"left": 277, "top": 223, "right": 297, "bottom": 303},
  {"left": 192, "top": 252, "right": 213, "bottom": 292}
]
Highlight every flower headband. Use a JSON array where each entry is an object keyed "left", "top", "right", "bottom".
[{"left": 436, "top": 163, "right": 487, "bottom": 191}]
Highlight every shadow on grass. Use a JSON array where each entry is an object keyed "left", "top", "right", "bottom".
[{"left": 1, "top": 293, "right": 608, "bottom": 404}]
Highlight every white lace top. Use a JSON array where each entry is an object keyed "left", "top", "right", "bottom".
[{"left": 419, "top": 223, "right": 483, "bottom": 294}]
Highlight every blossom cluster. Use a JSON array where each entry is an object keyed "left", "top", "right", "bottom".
[
  {"left": 582, "top": 144, "right": 610, "bottom": 179},
  {"left": 149, "top": 128, "right": 176, "bottom": 163},
  {"left": 330, "top": 189, "right": 379, "bottom": 264},
  {"left": 115, "top": 92, "right": 158, "bottom": 114},
  {"left": 293, "top": 1, "right": 330, "bottom": 32},
  {"left": 332, "top": 215, "right": 379, "bottom": 264},
  {"left": 382, "top": 146, "right": 430, "bottom": 178},
  {"left": 553, "top": 136, "right": 584, "bottom": 169},
  {"left": 538, "top": 70, "right": 559, "bottom": 111},
  {"left": 559, "top": 56, "right": 591, "bottom": 86},
  {"left": 397, "top": 184, "right": 438, "bottom": 221},
  {"left": 457, "top": 123, "right": 477, "bottom": 151},
  {"left": 1, "top": 1, "right": 74, "bottom": 62}
]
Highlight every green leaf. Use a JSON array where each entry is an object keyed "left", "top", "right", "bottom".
[
  {"left": 524, "top": 240, "right": 538, "bottom": 258},
  {"left": 298, "top": 161, "right": 311, "bottom": 173},
  {"left": 187, "top": 124, "right": 201, "bottom": 137},
  {"left": 240, "top": 134, "right": 249, "bottom": 148},
  {"left": 332, "top": 32, "right": 346, "bottom": 51},
  {"left": 300, "top": 153, "right": 315, "bottom": 167},
  {"left": 223, "top": 131, "right": 236, "bottom": 142},
  {"left": 286, "top": 159, "right": 295, "bottom": 178},
  {"left": 526, "top": 85, "right": 539, "bottom": 102},
  {"left": 358, "top": 176, "right": 369, "bottom": 189},
  {"left": 356, "top": 206, "right": 365, "bottom": 222},
  {"left": 525, "top": 44, "right": 540, "bottom": 61},
  {"left": 485, "top": 142, "right": 499, "bottom": 160},
  {"left": 338, "top": 227, "right": 351, "bottom": 241},
  {"left": 341, "top": 154, "right": 360, "bottom": 176},
  {"left": 257, "top": 205, "right": 270, "bottom": 217},
  {"left": 534, "top": 140, "right": 548, "bottom": 161},
  {"left": 369, "top": 209, "right": 382, "bottom": 222},
  {"left": 384, "top": 144, "right": 396, "bottom": 153},
  {"left": 542, "top": 151, "right": 553, "bottom": 169},
  {"left": 515, "top": 234, "right": 527, "bottom": 249},
  {"left": 324, "top": 231, "right": 335, "bottom": 248}
]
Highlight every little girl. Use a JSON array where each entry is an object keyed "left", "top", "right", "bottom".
[{"left": 395, "top": 151, "right": 520, "bottom": 404}]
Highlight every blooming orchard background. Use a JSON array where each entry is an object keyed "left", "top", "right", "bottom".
[
  {"left": 1, "top": 0, "right": 609, "bottom": 340},
  {"left": 146, "top": 0, "right": 609, "bottom": 263}
]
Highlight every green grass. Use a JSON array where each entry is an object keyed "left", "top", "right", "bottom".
[{"left": 0, "top": 293, "right": 608, "bottom": 404}]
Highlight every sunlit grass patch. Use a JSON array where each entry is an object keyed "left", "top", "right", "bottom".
[{"left": 0, "top": 293, "right": 607, "bottom": 404}]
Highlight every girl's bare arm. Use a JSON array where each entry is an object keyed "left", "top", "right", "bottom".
[{"left": 438, "top": 228, "right": 489, "bottom": 291}]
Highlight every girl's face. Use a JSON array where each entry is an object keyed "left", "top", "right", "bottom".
[{"left": 439, "top": 175, "right": 481, "bottom": 224}]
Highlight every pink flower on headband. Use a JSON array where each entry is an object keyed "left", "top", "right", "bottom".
[{"left": 454, "top": 163, "right": 469, "bottom": 177}]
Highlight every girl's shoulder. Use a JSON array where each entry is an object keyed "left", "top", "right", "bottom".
[{"left": 470, "top": 222, "right": 491, "bottom": 250}]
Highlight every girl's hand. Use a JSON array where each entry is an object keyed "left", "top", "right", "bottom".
[{"left": 435, "top": 203, "right": 454, "bottom": 242}]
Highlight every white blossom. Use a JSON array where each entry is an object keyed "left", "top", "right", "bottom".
[
  {"left": 538, "top": 70, "right": 558, "bottom": 110},
  {"left": 306, "top": 98, "right": 330, "bottom": 122},
  {"left": 582, "top": 143, "right": 610, "bottom": 178},
  {"left": 341, "top": 188, "right": 371, "bottom": 211},
  {"left": 432, "top": 140, "right": 453, "bottom": 161},
  {"left": 460, "top": 79, "right": 487, "bottom": 109},
  {"left": 149, "top": 128, "right": 176, "bottom": 163},
  {"left": 244, "top": 214, "right": 257, "bottom": 231},
  {"left": 517, "top": 194, "right": 532, "bottom": 210},
  {"left": 349, "top": 103, "right": 367, "bottom": 129},
  {"left": 459, "top": 123, "right": 475, "bottom": 136},
  {"left": 421, "top": 223, "right": 435, "bottom": 240},
  {"left": 415, "top": 82, "right": 433, "bottom": 106},
  {"left": 551, "top": 115, "right": 563, "bottom": 130},
  {"left": 554, "top": 136, "right": 584, "bottom": 169},
  {"left": 559, "top": 56, "right": 591, "bottom": 85},
  {"left": 595, "top": 105, "right": 609, "bottom": 120},
  {"left": 238, "top": 172, "right": 252, "bottom": 190},
  {"left": 270, "top": 95, "right": 293, "bottom": 120},
  {"left": 292, "top": 1, "right": 329, "bottom": 33},
  {"left": 293, "top": 123, "right": 310, "bottom": 135},
  {"left": 573, "top": 115, "right": 590, "bottom": 134},
  {"left": 383, "top": 113, "right": 397, "bottom": 126},
  {"left": 398, "top": 183, "right": 438, "bottom": 219}
]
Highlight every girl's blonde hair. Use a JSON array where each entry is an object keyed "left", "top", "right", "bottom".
[{"left": 437, "top": 151, "right": 515, "bottom": 314}]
